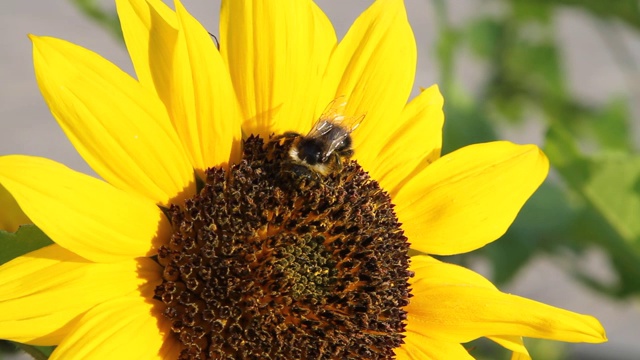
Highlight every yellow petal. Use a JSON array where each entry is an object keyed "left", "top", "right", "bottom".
[
  {"left": 220, "top": 0, "right": 337, "bottom": 138},
  {"left": 489, "top": 336, "right": 531, "bottom": 360},
  {"left": 407, "top": 257, "right": 607, "bottom": 344},
  {"left": 31, "top": 35, "right": 195, "bottom": 206},
  {"left": 395, "top": 142, "right": 549, "bottom": 255},
  {"left": 50, "top": 296, "right": 179, "bottom": 359},
  {"left": 0, "top": 155, "right": 171, "bottom": 262},
  {"left": 408, "top": 286, "right": 606, "bottom": 344},
  {"left": 318, "top": 0, "right": 416, "bottom": 173},
  {"left": 395, "top": 328, "right": 474, "bottom": 360},
  {"left": 172, "top": 0, "right": 242, "bottom": 175},
  {"left": 408, "top": 255, "right": 496, "bottom": 289},
  {"left": 510, "top": 351, "right": 534, "bottom": 360},
  {"left": 0, "top": 183, "right": 30, "bottom": 232},
  {"left": 371, "top": 85, "right": 444, "bottom": 197},
  {"left": 0, "top": 244, "right": 160, "bottom": 345},
  {"left": 116, "top": 0, "right": 178, "bottom": 109}
]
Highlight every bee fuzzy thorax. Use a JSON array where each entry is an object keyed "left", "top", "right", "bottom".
[
  {"left": 288, "top": 145, "right": 332, "bottom": 176},
  {"left": 282, "top": 125, "right": 352, "bottom": 177}
]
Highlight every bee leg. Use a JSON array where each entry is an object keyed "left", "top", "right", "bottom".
[
  {"left": 271, "top": 131, "right": 301, "bottom": 141},
  {"left": 281, "top": 163, "right": 322, "bottom": 187},
  {"left": 266, "top": 132, "right": 300, "bottom": 150},
  {"left": 339, "top": 149, "right": 354, "bottom": 159},
  {"left": 266, "top": 132, "right": 302, "bottom": 161},
  {"left": 333, "top": 153, "right": 344, "bottom": 173}
]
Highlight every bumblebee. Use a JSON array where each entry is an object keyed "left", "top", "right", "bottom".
[{"left": 271, "top": 99, "right": 364, "bottom": 180}]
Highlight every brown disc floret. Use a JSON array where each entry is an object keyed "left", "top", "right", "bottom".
[{"left": 155, "top": 135, "right": 413, "bottom": 359}]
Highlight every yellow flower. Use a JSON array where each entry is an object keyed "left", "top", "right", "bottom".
[{"left": 0, "top": 0, "right": 606, "bottom": 358}]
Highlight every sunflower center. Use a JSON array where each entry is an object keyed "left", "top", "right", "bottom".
[{"left": 155, "top": 135, "right": 413, "bottom": 359}]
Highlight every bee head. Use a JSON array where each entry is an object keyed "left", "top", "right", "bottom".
[{"left": 295, "top": 137, "right": 326, "bottom": 165}]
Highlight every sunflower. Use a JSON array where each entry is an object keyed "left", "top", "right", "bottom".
[{"left": 0, "top": 0, "right": 606, "bottom": 358}]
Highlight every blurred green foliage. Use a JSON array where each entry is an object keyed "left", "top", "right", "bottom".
[
  {"left": 70, "top": 0, "right": 122, "bottom": 39},
  {"left": 431, "top": 0, "right": 640, "bottom": 305},
  {"left": 0, "top": 226, "right": 53, "bottom": 266},
  {"left": 432, "top": 0, "right": 638, "bottom": 358}
]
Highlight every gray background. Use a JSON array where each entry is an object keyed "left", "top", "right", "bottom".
[{"left": 1, "top": 0, "right": 639, "bottom": 359}]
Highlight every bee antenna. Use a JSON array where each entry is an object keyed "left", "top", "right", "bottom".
[{"left": 208, "top": 32, "right": 220, "bottom": 49}]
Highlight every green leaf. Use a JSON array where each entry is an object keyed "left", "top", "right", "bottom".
[
  {"left": 441, "top": 85, "right": 498, "bottom": 154},
  {"left": 545, "top": 127, "right": 640, "bottom": 296},
  {"left": 465, "top": 18, "right": 503, "bottom": 58},
  {"left": 583, "top": 155, "right": 640, "bottom": 243},
  {"left": 511, "top": 0, "right": 553, "bottom": 23},
  {"left": 69, "top": 0, "right": 123, "bottom": 41},
  {"left": 483, "top": 181, "right": 578, "bottom": 284},
  {"left": 509, "top": 42, "right": 565, "bottom": 99},
  {"left": 546, "top": 127, "right": 640, "bottom": 242},
  {"left": 590, "top": 97, "right": 632, "bottom": 152},
  {"left": 0, "top": 225, "right": 54, "bottom": 265},
  {"left": 529, "top": 0, "right": 640, "bottom": 31},
  {"left": 13, "top": 343, "right": 54, "bottom": 360}
]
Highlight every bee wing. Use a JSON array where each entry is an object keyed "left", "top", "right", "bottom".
[
  {"left": 305, "top": 117, "right": 336, "bottom": 138},
  {"left": 337, "top": 112, "right": 365, "bottom": 133},
  {"left": 304, "top": 97, "right": 366, "bottom": 159},
  {"left": 305, "top": 97, "right": 347, "bottom": 138},
  {"left": 307, "top": 97, "right": 365, "bottom": 137},
  {"left": 323, "top": 113, "right": 365, "bottom": 156}
]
